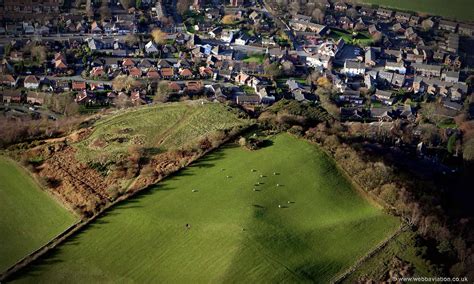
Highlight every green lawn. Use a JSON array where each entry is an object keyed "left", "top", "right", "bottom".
[
  {"left": 243, "top": 53, "right": 266, "bottom": 64},
  {"left": 358, "top": 0, "right": 474, "bottom": 21},
  {"left": 330, "top": 29, "right": 374, "bottom": 46},
  {"left": 74, "top": 102, "right": 247, "bottom": 163},
  {"left": 0, "top": 156, "right": 77, "bottom": 272},
  {"left": 12, "top": 134, "right": 399, "bottom": 283}
]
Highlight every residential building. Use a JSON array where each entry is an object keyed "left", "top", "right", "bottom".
[{"left": 343, "top": 60, "right": 365, "bottom": 77}]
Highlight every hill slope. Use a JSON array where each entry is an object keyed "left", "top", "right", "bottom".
[{"left": 12, "top": 134, "right": 399, "bottom": 283}]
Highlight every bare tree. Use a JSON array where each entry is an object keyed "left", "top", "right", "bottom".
[
  {"left": 311, "top": 8, "right": 324, "bottom": 23},
  {"left": 99, "top": 0, "right": 111, "bottom": 21}
]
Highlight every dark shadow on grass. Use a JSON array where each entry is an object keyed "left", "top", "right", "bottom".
[{"left": 259, "top": 139, "right": 274, "bottom": 148}]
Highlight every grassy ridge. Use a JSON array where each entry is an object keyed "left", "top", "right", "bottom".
[
  {"left": 359, "top": 0, "right": 474, "bottom": 21},
  {"left": 12, "top": 134, "right": 399, "bottom": 283},
  {"left": 74, "top": 102, "right": 247, "bottom": 162},
  {"left": 0, "top": 157, "right": 77, "bottom": 272}
]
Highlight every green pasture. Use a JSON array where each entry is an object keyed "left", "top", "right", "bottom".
[
  {"left": 12, "top": 134, "right": 399, "bottom": 283},
  {"left": 359, "top": 0, "right": 474, "bottom": 21},
  {"left": 0, "top": 156, "right": 77, "bottom": 272}
]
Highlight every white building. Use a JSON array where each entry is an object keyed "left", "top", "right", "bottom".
[
  {"left": 220, "top": 31, "right": 234, "bottom": 44},
  {"left": 145, "top": 41, "right": 159, "bottom": 54},
  {"left": 343, "top": 60, "right": 365, "bottom": 77},
  {"left": 385, "top": 61, "right": 406, "bottom": 74}
]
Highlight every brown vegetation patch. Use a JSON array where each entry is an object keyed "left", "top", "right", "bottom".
[
  {"left": 34, "top": 146, "right": 117, "bottom": 216},
  {"left": 89, "top": 138, "right": 108, "bottom": 149}
]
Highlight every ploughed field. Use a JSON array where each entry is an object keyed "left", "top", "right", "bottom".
[
  {"left": 0, "top": 156, "right": 77, "bottom": 272},
  {"left": 359, "top": 0, "right": 473, "bottom": 21},
  {"left": 12, "top": 134, "right": 399, "bottom": 283}
]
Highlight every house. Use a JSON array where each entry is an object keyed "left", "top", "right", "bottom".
[
  {"left": 249, "top": 11, "right": 261, "bottom": 22},
  {"left": 199, "top": 67, "right": 213, "bottom": 78},
  {"left": 144, "top": 41, "right": 159, "bottom": 54},
  {"left": 419, "top": 18, "right": 434, "bottom": 30},
  {"left": 168, "top": 82, "right": 183, "bottom": 93},
  {"left": 444, "top": 55, "right": 462, "bottom": 69},
  {"left": 340, "top": 107, "right": 366, "bottom": 121},
  {"left": 377, "top": 8, "right": 393, "bottom": 18},
  {"left": 371, "top": 106, "right": 394, "bottom": 121},
  {"left": 458, "top": 23, "right": 474, "bottom": 36},
  {"left": 208, "top": 27, "right": 222, "bottom": 38},
  {"left": 307, "top": 54, "right": 332, "bottom": 69},
  {"left": 138, "top": 59, "right": 154, "bottom": 72},
  {"left": 230, "top": 0, "right": 244, "bottom": 7},
  {"left": 412, "top": 63, "right": 443, "bottom": 77},
  {"left": 91, "top": 21, "right": 102, "bottom": 33},
  {"left": 90, "top": 83, "right": 104, "bottom": 91},
  {"left": 236, "top": 95, "right": 261, "bottom": 105},
  {"left": 72, "top": 81, "right": 87, "bottom": 91},
  {"left": 221, "top": 31, "right": 234, "bottom": 43},
  {"left": 343, "top": 60, "right": 365, "bottom": 77},
  {"left": 334, "top": 2, "right": 348, "bottom": 11},
  {"left": 409, "top": 16, "right": 421, "bottom": 26},
  {"left": 75, "top": 90, "right": 95, "bottom": 104},
  {"left": 147, "top": 68, "right": 161, "bottom": 79},
  {"left": 391, "top": 74, "right": 405, "bottom": 88},
  {"left": 235, "top": 72, "right": 251, "bottom": 85},
  {"left": 405, "top": 27, "right": 418, "bottom": 41},
  {"left": 378, "top": 71, "right": 394, "bottom": 84},
  {"left": 157, "top": 59, "right": 172, "bottom": 69},
  {"left": 87, "top": 38, "right": 103, "bottom": 51},
  {"left": 339, "top": 89, "right": 363, "bottom": 105},
  {"left": 438, "top": 20, "right": 458, "bottom": 32},
  {"left": 129, "top": 67, "right": 142, "bottom": 78},
  {"left": 1, "top": 90, "right": 24, "bottom": 104},
  {"left": 179, "top": 68, "right": 193, "bottom": 79},
  {"left": 185, "top": 81, "right": 203, "bottom": 93},
  {"left": 24, "top": 75, "right": 40, "bottom": 89},
  {"left": 0, "top": 75, "right": 17, "bottom": 87},
  {"left": 26, "top": 91, "right": 46, "bottom": 105},
  {"left": 395, "top": 12, "right": 411, "bottom": 23},
  {"left": 160, "top": 68, "right": 174, "bottom": 79},
  {"left": 385, "top": 61, "right": 406, "bottom": 74},
  {"left": 405, "top": 53, "right": 424, "bottom": 64},
  {"left": 122, "top": 58, "right": 136, "bottom": 69},
  {"left": 365, "top": 48, "right": 377, "bottom": 67},
  {"left": 392, "top": 23, "right": 404, "bottom": 34},
  {"left": 55, "top": 59, "right": 68, "bottom": 71},
  {"left": 235, "top": 33, "right": 250, "bottom": 46},
  {"left": 365, "top": 73, "right": 376, "bottom": 89},
  {"left": 131, "top": 91, "right": 146, "bottom": 105},
  {"left": 374, "top": 89, "right": 394, "bottom": 105},
  {"left": 359, "top": 7, "right": 374, "bottom": 16},
  {"left": 368, "top": 24, "right": 380, "bottom": 36},
  {"left": 91, "top": 66, "right": 105, "bottom": 77},
  {"left": 446, "top": 34, "right": 459, "bottom": 53},
  {"left": 443, "top": 100, "right": 463, "bottom": 111},
  {"left": 443, "top": 71, "right": 460, "bottom": 83}
]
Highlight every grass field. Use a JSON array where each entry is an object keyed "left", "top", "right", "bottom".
[
  {"left": 358, "top": 0, "right": 474, "bottom": 21},
  {"left": 12, "top": 134, "right": 399, "bottom": 282},
  {"left": 0, "top": 156, "right": 77, "bottom": 272},
  {"left": 243, "top": 53, "right": 266, "bottom": 64},
  {"left": 343, "top": 230, "right": 438, "bottom": 282},
  {"left": 74, "top": 102, "right": 247, "bottom": 163}
]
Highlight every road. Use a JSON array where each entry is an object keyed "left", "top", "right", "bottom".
[{"left": 260, "top": 0, "right": 299, "bottom": 49}]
